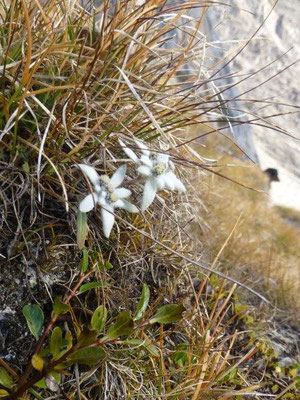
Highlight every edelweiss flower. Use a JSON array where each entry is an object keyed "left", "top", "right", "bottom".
[
  {"left": 119, "top": 139, "right": 186, "bottom": 211},
  {"left": 78, "top": 164, "right": 138, "bottom": 238}
]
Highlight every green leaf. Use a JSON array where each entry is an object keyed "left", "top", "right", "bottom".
[
  {"left": 22, "top": 161, "right": 30, "bottom": 173},
  {"left": 77, "top": 210, "right": 88, "bottom": 250},
  {"left": 228, "top": 367, "right": 238, "bottom": 381},
  {"left": 134, "top": 284, "right": 150, "bottom": 321},
  {"left": 95, "top": 261, "right": 114, "bottom": 271},
  {"left": 0, "top": 367, "right": 13, "bottom": 388},
  {"left": 53, "top": 296, "right": 70, "bottom": 318},
  {"left": 91, "top": 305, "right": 107, "bottom": 333},
  {"left": 120, "top": 339, "right": 143, "bottom": 346},
  {"left": 143, "top": 342, "right": 159, "bottom": 357},
  {"left": 79, "top": 281, "right": 108, "bottom": 293},
  {"left": 53, "top": 331, "right": 73, "bottom": 360},
  {"left": 0, "top": 389, "right": 9, "bottom": 397},
  {"left": 104, "top": 261, "right": 114, "bottom": 270},
  {"left": 39, "top": 346, "right": 50, "bottom": 357},
  {"left": 104, "top": 311, "right": 134, "bottom": 340},
  {"left": 22, "top": 304, "right": 44, "bottom": 340},
  {"left": 150, "top": 304, "right": 185, "bottom": 325},
  {"left": 76, "top": 327, "right": 98, "bottom": 347},
  {"left": 120, "top": 339, "right": 159, "bottom": 357},
  {"left": 81, "top": 248, "right": 89, "bottom": 273},
  {"left": 69, "top": 347, "right": 105, "bottom": 366},
  {"left": 50, "top": 327, "right": 63, "bottom": 359},
  {"left": 31, "top": 354, "right": 44, "bottom": 372},
  {"left": 172, "top": 344, "right": 189, "bottom": 367},
  {"left": 65, "top": 330, "right": 73, "bottom": 351},
  {"left": 271, "top": 384, "right": 279, "bottom": 393}
]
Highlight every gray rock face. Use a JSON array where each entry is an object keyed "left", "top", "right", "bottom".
[
  {"left": 202, "top": 0, "right": 300, "bottom": 210},
  {"left": 202, "top": 6, "right": 259, "bottom": 163}
]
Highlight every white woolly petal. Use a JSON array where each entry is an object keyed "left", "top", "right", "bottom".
[
  {"left": 78, "top": 164, "right": 100, "bottom": 187},
  {"left": 98, "top": 196, "right": 107, "bottom": 207},
  {"left": 118, "top": 139, "right": 139, "bottom": 163},
  {"left": 98, "top": 190, "right": 106, "bottom": 202},
  {"left": 121, "top": 200, "right": 139, "bottom": 213},
  {"left": 140, "top": 155, "right": 153, "bottom": 168},
  {"left": 141, "top": 177, "right": 157, "bottom": 211},
  {"left": 113, "top": 199, "right": 138, "bottom": 213},
  {"left": 168, "top": 172, "right": 185, "bottom": 192},
  {"left": 137, "top": 165, "right": 152, "bottom": 176},
  {"left": 114, "top": 188, "right": 131, "bottom": 198},
  {"left": 112, "top": 199, "right": 125, "bottom": 208},
  {"left": 157, "top": 153, "right": 169, "bottom": 163},
  {"left": 169, "top": 160, "right": 175, "bottom": 171},
  {"left": 79, "top": 193, "right": 99, "bottom": 212},
  {"left": 156, "top": 174, "right": 166, "bottom": 190},
  {"left": 164, "top": 172, "right": 175, "bottom": 190},
  {"left": 173, "top": 176, "right": 186, "bottom": 192},
  {"left": 101, "top": 204, "right": 115, "bottom": 238},
  {"left": 134, "top": 139, "right": 150, "bottom": 156},
  {"left": 110, "top": 164, "right": 127, "bottom": 188}
]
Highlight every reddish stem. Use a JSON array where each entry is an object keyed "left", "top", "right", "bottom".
[{"left": 14, "top": 270, "right": 94, "bottom": 393}]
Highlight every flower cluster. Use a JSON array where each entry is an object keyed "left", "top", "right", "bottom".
[
  {"left": 118, "top": 139, "right": 186, "bottom": 211},
  {"left": 78, "top": 139, "right": 185, "bottom": 238},
  {"left": 78, "top": 164, "right": 138, "bottom": 238}
]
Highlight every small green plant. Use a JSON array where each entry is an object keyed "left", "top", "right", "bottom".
[{"left": 2, "top": 271, "right": 185, "bottom": 399}]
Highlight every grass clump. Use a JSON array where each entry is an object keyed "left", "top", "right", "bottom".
[{"left": 0, "top": 1, "right": 299, "bottom": 399}]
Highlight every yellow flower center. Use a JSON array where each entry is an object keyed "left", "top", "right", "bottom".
[
  {"left": 100, "top": 175, "right": 110, "bottom": 185},
  {"left": 100, "top": 175, "right": 114, "bottom": 192},
  {"left": 153, "top": 162, "right": 167, "bottom": 176},
  {"left": 110, "top": 192, "right": 118, "bottom": 202},
  {"left": 107, "top": 184, "right": 114, "bottom": 193}
]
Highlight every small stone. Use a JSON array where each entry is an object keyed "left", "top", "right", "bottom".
[{"left": 2, "top": 306, "right": 15, "bottom": 315}]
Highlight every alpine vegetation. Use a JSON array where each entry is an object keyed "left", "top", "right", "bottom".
[
  {"left": 78, "top": 164, "right": 138, "bottom": 238},
  {"left": 1, "top": 0, "right": 299, "bottom": 399},
  {"left": 119, "top": 139, "right": 186, "bottom": 211}
]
